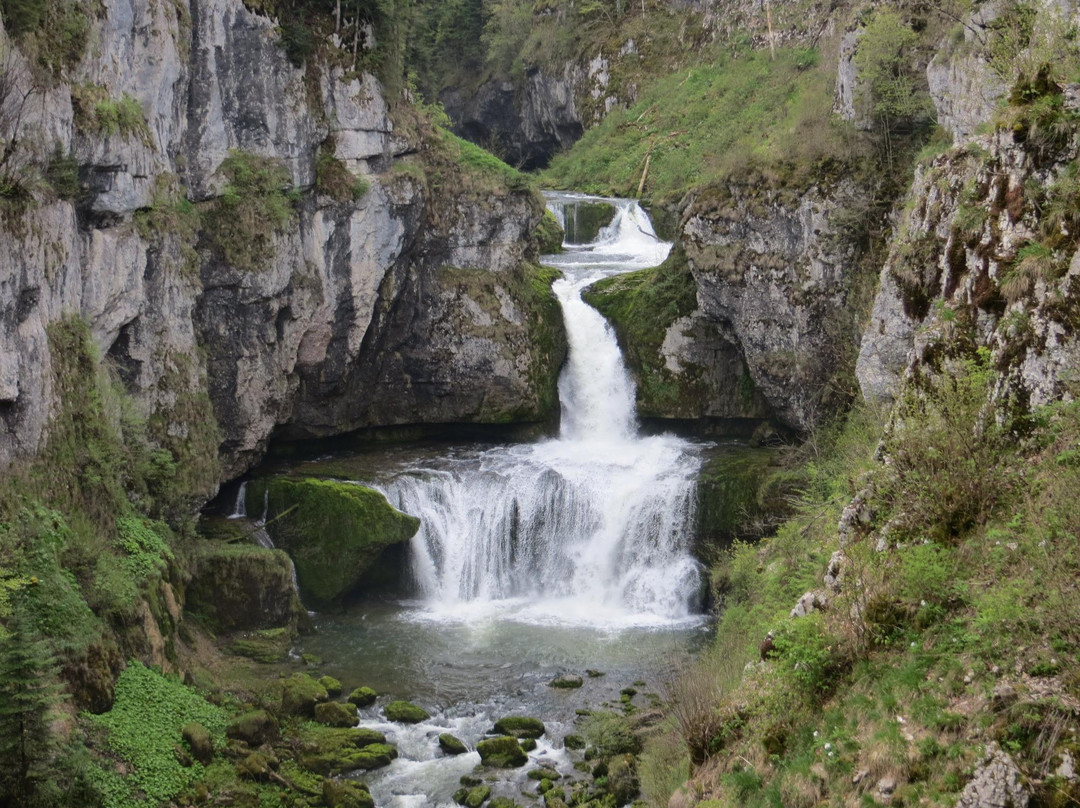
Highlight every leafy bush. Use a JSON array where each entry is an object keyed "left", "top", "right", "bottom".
[{"left": 71, "top": 85, "right": 153, "bottom": 144}]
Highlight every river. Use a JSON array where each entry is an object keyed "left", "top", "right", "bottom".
[{"left": 288, "top": 193, "right": 713, "bottom": 806}]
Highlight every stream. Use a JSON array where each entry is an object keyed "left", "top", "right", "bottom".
[{"left": 289, "top": 193, "right": 713, "bottom": 806}]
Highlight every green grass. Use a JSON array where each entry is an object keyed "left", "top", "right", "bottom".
[
  {"left": 87, "top": 662, "right": 229, "bottom": 808},
  {"left": 542, "top": 47, "right": 850, "bottom": 202}
]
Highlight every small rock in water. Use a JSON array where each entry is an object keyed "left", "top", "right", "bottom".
[
  {"left": 488, "top": 798, "right": 519, "bottom": 808},
  {"left": 384, "top": 700, "right": 430, "bottom": 723},
  {"left": 319, "top": 675, "right": 343, "bottom": 696},
  {"left": 528, "top": 768, "right": 561, "bottom": 781},
  {"left": 477, "top": 736, "right": 528, "bottom": 768},
  {"left": 494, "top": 716, "right": 546, "bottom": 739},
  {"left": 550, "top": 675, "right": 584, "bottom": 689},
  {"left": 586, "top": 669, "right": 605, "bottom": 678},
  {"left": 520, "top": 738, "right": 538, "bottom": 752},
  {"left": 439, "top": 733, "right": 468, "bottom": 755},
  {"left": 453, "top": 785, "right": 492, "bottom": 807},
  {"left": 460, "top": 775, "right": 483, "bottom": 787},
  {"left": 563, "top": 734, "right": 585, "bottom": 750},
  {"left": 347, "top": 686, "right": 377, "bottom": 707}
]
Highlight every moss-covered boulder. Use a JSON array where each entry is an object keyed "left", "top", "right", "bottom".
[
  {"left": 319, "top": 675, "right": 343, "bottom": 696},
  {"left": 384, "top": 700, "right": 430, "bottom": 723},
  {"left": 281, "top": 673, "right": 328, "bottom": 717},
  {"left": 535, "top": 209, "right": 565, "bottom": 254},
  {"left": 488, "top": 798, "right": 520, "bottom": 808},
  {"left": 226, "top": 710, "right": 279, "bottom": 746},
  {"left": 228, "top": 627, "right": 293, "bottom": 663},
  {"left": 697, "top": 446, "right": 790, "bottom": 548},
  {"left": 186, "top": 538, "right": 304, "bottom": 631},
  {"left": 323, "top": 780, "right": 375, "bottom": 808},
  {"left": 182, "top": 722, "right": 213, "bottom": 765},
  {"left": 528, "top": 768, "right": 561, "bottom": 781},
  {"left": 246, "top": 477, "right": 420, "bottom": 605},
  {"left": 493, "top": 716, "right": 545, "bottom": 739},
  {"left": 477, "top": 736, "right": 528, "bottom": 768},
  {"left": 439, "top": 733, "right": 468, "bottom": 754},
  {"left": 560, "top": 200, "right": 616, "bottom": 244},
  {"left": 298, "top": 726, "right": 393, "bottom": 775},
  {"left": 549, "top": 675, "right": 583, "bottom": 689},
  {"left": 236, "top": 751, "right": 274, "bottom": 781},
  {"left": 454, "top": 784, "right": 492, "bottom": 807},
  {"left": 563, "top": 734, "right": 585, "bottom": 750},
  {"left": 314, "top": 701, "right": 357, "bottom": 728},
  {"left": 347, "top": 686, "right": 377, "bottom": 707}
]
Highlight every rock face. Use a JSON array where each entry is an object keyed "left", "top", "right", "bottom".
[
  {"left": 955, "top": 744, "right": 1029, "bottom": 808},
  {"left": 680, "top": 177, "right": 870, "bottom": 433},
  {"left": 441, "top": 68, "right": 584, "bottom": 170},
  {"left": 0, "top": 0, "right": 565, "bottom": 483}
]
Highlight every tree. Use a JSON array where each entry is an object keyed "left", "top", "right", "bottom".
[{"left": 0, "top": 594, "right": 67, "bottom": 808}]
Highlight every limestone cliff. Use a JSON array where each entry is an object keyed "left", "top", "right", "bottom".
[{"left": 0, "top": 0, "right": 565, "bottom": 484}]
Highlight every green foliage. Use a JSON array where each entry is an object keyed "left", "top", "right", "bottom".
[
  {"left": 206, "top": 150, "right": 298, "bottom": 272},
  {"left": 44, "top": 147, "right": 81, "bottom": 201},
  {"left": 543, "top": 47, "right": 852, "bottom": 201},
  {"left": 435, "top": 128, "right": 532, "bottom": 192},
  {"left": 1, "top": 0, "right": 91, "bottom": 78},
  {"left": 134, "top": 176, "right": 203, "bottom": 280},
  {"left": 581, "top": 712, "right": 642, "bottom": 757},
  {"left": 853, "top": 10, "right": 931, "bottom": 128},
  {"left": 87, "top": 661, "right": 229, "bottom": 808},
  {"left": 71, "top": 85, "right": 153, "bottom": 144}
]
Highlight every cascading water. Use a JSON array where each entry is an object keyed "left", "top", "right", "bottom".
[{"left": 375, "top": 193, "right": 704, "bottom": 627}]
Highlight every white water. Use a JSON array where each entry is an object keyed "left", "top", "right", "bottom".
[{"left": 374, "top": 193, "right": 704, "bottom": 629}]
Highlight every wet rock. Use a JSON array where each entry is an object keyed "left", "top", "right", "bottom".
[
  {"left": 454, "top": 784, "right": 492, "bottom": 807},
  {"left": 488, "top": 798, "right": 520, "bottom": 808},
  {"left": 281, "top": 673, "right": 329, "bottom": 717},
  {"left": 348, "top": 686, "right": 378, "bottom": 707},
  {"left": 585, "top": 669, "right": 605, "bottom": 678},
  {"left": 315, "top": 701, "right": 358, "bottom": 728},
  {"left": 384, "top": 700, "right": 430, "bottom": 724},
  {"left": 537, "top": 778, "right": 556, "bottom": 794},
  {"left": 528, "top": 768, "right": 561, "bottom": 781},
  {"left": 323, "top": 780, "right": 375, "bottom": 808},
  {"left": 519, "top": 738, "right": 538, "bottom": 752},
  {"left": 494, "top": 716, "right": 546, "bottom": 739},
  {"left": 563, "top": 734, "right": 586, "bottom": 750},
  {"left": 477, "top": 736, "right": 528, "bottom": 768},
  {"left": 182, "top": 721, "right": 214, "bottom": 765},
  {"left": 226, "top": 710, "right": 279, "bottom": 746},
  {"left": 550, "top": 675, "right": 584, "bottom": 689},
  {"left": 955, "top": 743, "right": 1029, "bottom": 808},
  {"left": 439, "top": 733, "right": 468, "bottom": 755}
]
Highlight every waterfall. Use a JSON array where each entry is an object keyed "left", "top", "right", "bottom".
[
  {"left": 228, "top": 481, "right": 248, "bottom": 519},
  {"left": 376, "top": 194, "right": 702, "bottom": 628}
]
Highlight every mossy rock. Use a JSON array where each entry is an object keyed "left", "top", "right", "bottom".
[
  {"left": 384, "top": 700, "right": 430, "bottom": 723},
  {"left": 563, "top": 734, "right": 585, "bottom": 750},
  {"left": 186, "top": 539, "right": 304, "bottom": 632},
  {"left": 314, "top": 701, "right": 357, "bottom": 728},
  {"left": 477, "top": 735, "right": 528, "bottom": 768},
  {"left": 300, "top": 734, "right": 396, "bottom": 775},
  {"left": 454, "top": 784, "right": 492, "bottom": 807},
  {"left": 246, "top": 477, "right": 420, "bottom": 605},
  {"left": 323, "top": 779, "right": 375, "bottom": 808},
  {"left": 549, "top": 675, "right": 583, "bottom": 689},
  {"left": 494, "top": 716, "right": 545, "bottom": 739},
  {"left": 236, "top": 751, "right": 275, "bottom": 781},
  {"left": 439, "top": 733, "right": 468, "bottom": 754},
  {"left": 348, "top": 686, "right": 377, "bottom": 707},
  {"left": 536, "top": 208, "right": 565, "bottom": 254},
  {"left": 488, "top": 799, "right": 520, "bottom": 808},
  {"left": 319, "top": 675, "right": 343, "bottom": 696},
  {"left": 281, "top": 673, "right": 329, "bottom": 717},
  {"left": 520, "top": 738, "right": 537, "bottom": 752},
  {"left": 561, "top": 200, "right": 616, "bottom": 244},
  {"left": 528, "top": 768, "right": 561, "bottom": 781},
  {"left": 182, "top": 721, "right": 213, "bottom": 765},
  {"left": 228, "top": 626, "right": 293, "bottom": 663},
  {"left": 226, "top": 710, "right": 279, "bottom": 746},
  {"left": 697, "top": 446, "right": 788, "bottom": 548}
]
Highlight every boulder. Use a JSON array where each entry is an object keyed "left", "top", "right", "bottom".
[
  {"left": 319, "top": 675, "right": 343, "bottom": 696},
  {"left": 226, "top": 710, "right": 279, "bottom": 746},
  {"left": 494, "top": 716, "right": 546, "bottom": 739},
  {"left": 315, "top": 701, "right": 358, "bottom": 728},
  {"left": 246, "top": 478, "right": 420, "bottom": 605},
  {"left": 955, "top": 743, "right": 1029, "bottom": 808},
  {"left": 281, "top": 673, "right": 329, "bottom": 717},
  {"left": 477, "top": 736, "right": 528, "bottom": 768},
  {"left": 323, "top": 780, "right": 375, "bottom": 808},
  {"left": 384, "top": 700, "right": 430, "bottom": 723},
  {"left": 454, "top": 785, "right": 492, "bottom": 807},
  {"left": 348, "top": 686, "right": 378, "bottom": 707},
  {"left": 236, "top": 751, "right": 274, "bottom": 781},
  {"left": 182, "top": 722, "right": 214, "bottom": 765},
  {"left": 439, "top": 733, "right": 468, "bottom": 755}
]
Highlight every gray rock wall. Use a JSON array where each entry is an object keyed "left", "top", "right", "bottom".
[{"left": 0, "top": 0, "right": 562, "bottom": 483}]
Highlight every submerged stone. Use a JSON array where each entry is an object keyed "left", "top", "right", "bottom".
[
  {"left": 549, "top": 675, "right": 583, "bottom": 689},
  {"left": 384, "top": 700, "right": 430, "bottom": 723},
  {"left": 477, "top": 735, "right": 528, "bottom": 768}
]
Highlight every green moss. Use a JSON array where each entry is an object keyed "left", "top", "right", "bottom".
[
  {"left": 476, "top": 735, "right": 528, "bottom": 768},
  {"left": 439, "top": 733, "right": 468, "bottom": 754},
  {"left": 348, "top": 686, "right": 378, "bottom": 707},
  {"left": 493, "top": 716, "right": 546, "bottom": 739},
  {"left": 384, "top": 700, "right": 430, "bottom": 723},
  {"left": 559, "top": 201, "right": 615, "bottom": 245},
  {"left": 228, "top": 627, "right": 293, "bottom": 663},
  {"left": 87, "top": 661, "right": 229, "bottom": 808},
  {"left": 298, "top": 724, "right": 396, "bottom": 774},
  {"left": 280, "top": 673, "right": 328, "bottom": 717},
  {"left": 582, "top": 247, "right": 702, "bottom": 416},
  {"left": 314, "top": 701, "right": 358, "bottom": 727},
  {"left": 315, "top": 140, "right": 370, "bottom": 204},
  {"left": 71, "top": 84, "right": 153, "bottom": 145},
  {"left": 696, "top": 447, "right": 787, "bottom": 549},
  {"left": 245, "top": 477, "right": 419, "bottom": 605},
  {"left": 535, "top": 209, "right": 565, "bottom": 254},
  {"left": 205, "top": 150, "right": 298, "bottom": 272}
]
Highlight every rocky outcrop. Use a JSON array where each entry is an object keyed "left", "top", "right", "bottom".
[
  {"left": 680, "top": 176, "right": 870, "bottom": 433},
  {"left": 0, "top": 0, "right": 564, "bottom": 483}
]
